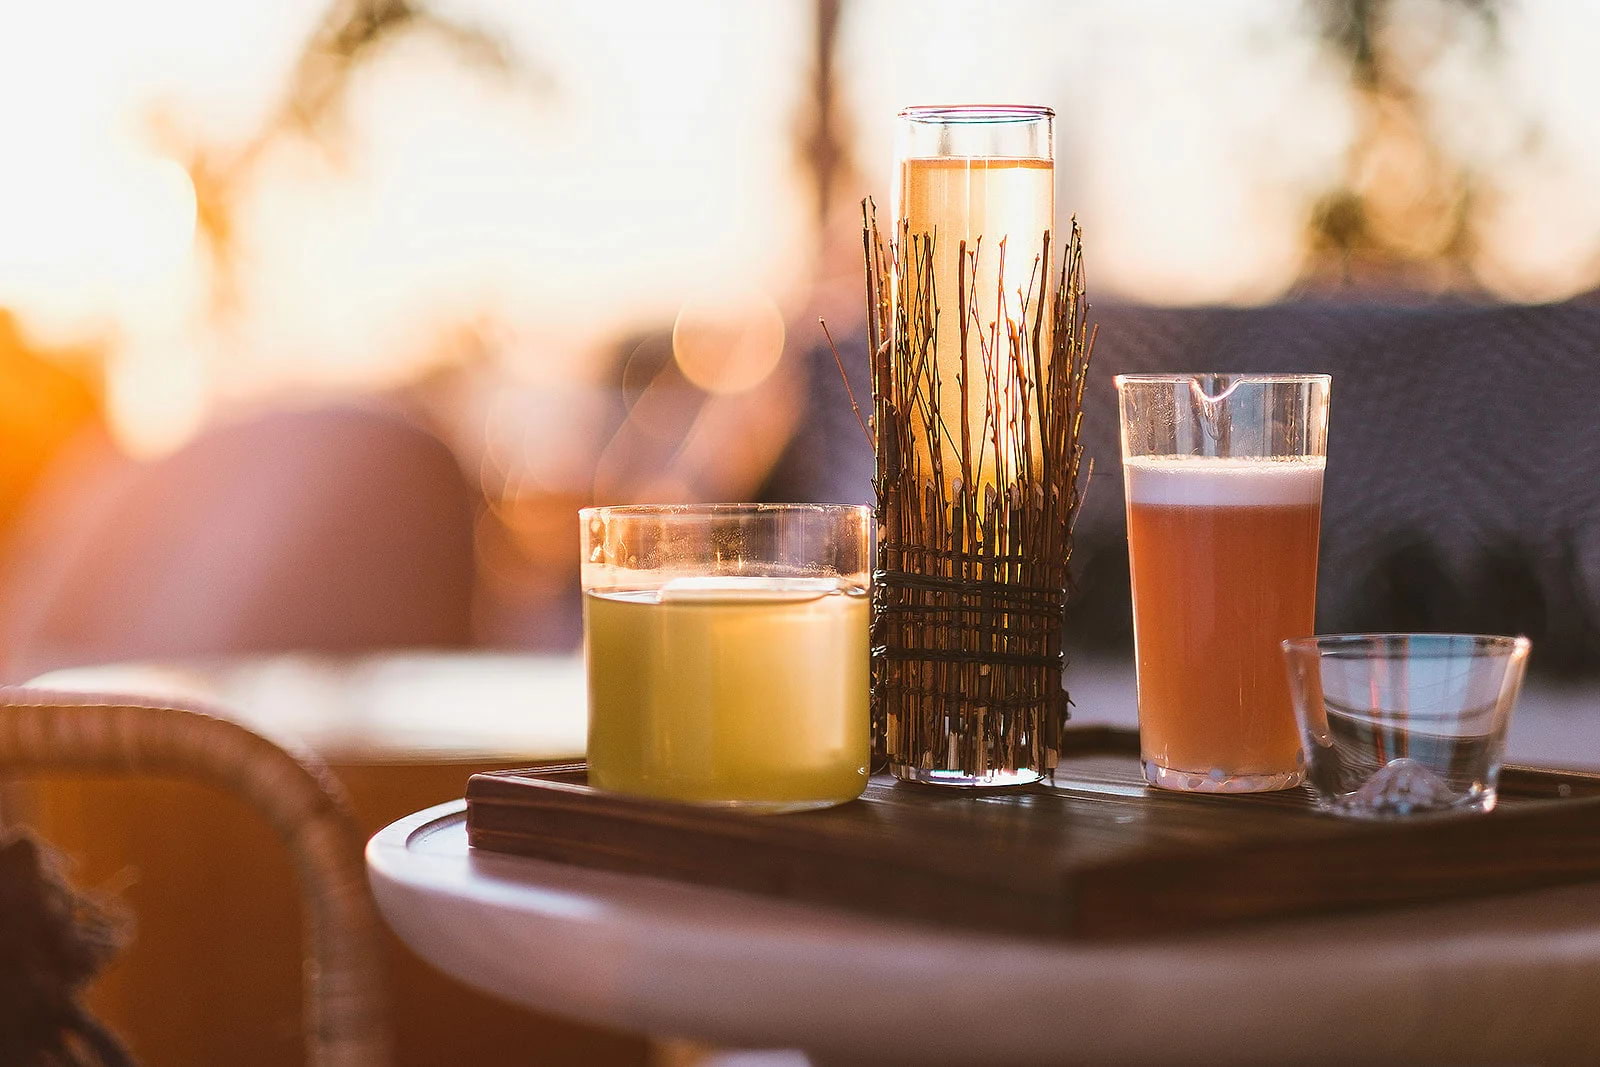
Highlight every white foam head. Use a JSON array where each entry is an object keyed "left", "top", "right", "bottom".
[{"left": 1124, "top": 455, "right": 1324, "bottom": 507}]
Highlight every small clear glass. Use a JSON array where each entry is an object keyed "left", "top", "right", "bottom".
[
  {"left": 1282, "top": 633, "right": 1531, "bottom": 818},
  {"left": 580, "top": 503, "right": 871, "bottom": 812}
]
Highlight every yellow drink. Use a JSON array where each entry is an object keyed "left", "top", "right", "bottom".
[{"left": 584, "top": 576, "right": 870, "bottom": 811}]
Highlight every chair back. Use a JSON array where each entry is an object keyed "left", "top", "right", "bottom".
[{"left": 0, "top": 688, "right": 391, "bottom": 1065}]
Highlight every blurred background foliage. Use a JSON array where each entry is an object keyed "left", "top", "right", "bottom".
[{"left": 1, "top": 0, "right": 1595, "bottom": 643}]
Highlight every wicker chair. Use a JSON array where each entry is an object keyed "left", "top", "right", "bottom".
[{"left": 0, "top": 687, "right": 391, "bottom": 1065}]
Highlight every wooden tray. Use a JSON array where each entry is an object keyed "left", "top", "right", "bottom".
[{"left": 465, "top": 726, "right": 1600, "bottom": 940}]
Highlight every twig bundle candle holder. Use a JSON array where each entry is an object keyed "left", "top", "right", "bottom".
[{"left": 866, "top": 105, "right": 1092, "bottom": 786}]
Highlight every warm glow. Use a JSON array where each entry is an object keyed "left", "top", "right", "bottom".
[
  {"left": 0, "top": 143, "right": 198, "bottom": 328},
  {"left": 671, "top": 288, "right": 786, "bottom": 395},
  {"left": 105, "top": 337, "right": 208, "bottom": 459},
  {"left": 0, "top": 1, "right": 812, "bottom": 455},
  {"left": 222, "top": 6, "right": 813, "bottom": 399},
  {"left": 1, "top": 0, "right": 1599, "bottom": 457}
]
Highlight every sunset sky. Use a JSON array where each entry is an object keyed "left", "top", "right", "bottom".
[{"left": 2, "top": 1, "right": 1597, "bottom": 455}]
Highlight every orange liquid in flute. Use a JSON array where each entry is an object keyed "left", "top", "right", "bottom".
[
  {"left": 896, "top": 156, "right": 1053, "bottom": 492},
  {"left": 1125, "top": 457, "right": 1323, "bottom": 784}
]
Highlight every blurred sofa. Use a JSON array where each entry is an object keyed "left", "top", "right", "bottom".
[{"left": 773, "top": 292, "right": 1600, "bottom": 678}]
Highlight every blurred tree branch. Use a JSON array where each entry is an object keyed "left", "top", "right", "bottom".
[
  {"left": 177, "top": 0, "right": 547, "bottom": 317},
  {"left": 799, "top": 0, "right": 847, "bottom": 234},
  {"left": 280, "top": 0, "right": 533, "bottom": 138},
  {"left": 1302, "top": 0, "right": 1524, "bottom": 291}
]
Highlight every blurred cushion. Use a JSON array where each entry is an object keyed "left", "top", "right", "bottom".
[
  {"left": 0, "top": 402, "right": 475, "bottom": 681},
  {"left": 782, "top": 293, "right": 1600, "bottom": 675}
]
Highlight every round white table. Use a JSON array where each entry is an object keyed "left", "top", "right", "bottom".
[{"left": 369, "top": 800, "right": 1600, "bottom": 1064}]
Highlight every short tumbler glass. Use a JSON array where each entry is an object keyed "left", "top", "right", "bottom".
[
  {"left": 581, "top": 503, "right": 872, "bottom": 813},
  {"left": 1282, "top": 633, "right": 1531, "bottom": 819}
]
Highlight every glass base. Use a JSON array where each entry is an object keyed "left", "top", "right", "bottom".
[
  {"left": 1141, "top": 759, "right": 1303, "bottom": 794},
  {"left": 1315, "top": 790, "right": 1494, "bottom": 820},
  {"left": 1309, "top": 758, "right": 1497, "bottom": 819},
  {"left": 891, "top": 764, "right": 1043, "bottom": 788}
]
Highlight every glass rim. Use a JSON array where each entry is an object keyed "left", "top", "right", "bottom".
[
  {"left": 897, "top": 104, "right": 1054, "bottom": 124},
  {"left": 580, "top": 502, "right": 871, "bottom": 521},
  {"left": 1114, "top": 372, "right": 1331, "bottom": 388},
  {"left": 1281, "top": 633, "right": 1532, "bottom": 658}
]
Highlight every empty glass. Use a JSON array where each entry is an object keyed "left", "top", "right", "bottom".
[{"left": 1282, "top": 634, "right": 1531, "bottom": 818}]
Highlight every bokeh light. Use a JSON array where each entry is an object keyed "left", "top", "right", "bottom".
[{"left": 671, "top": 288, "right": 787, "bottom": 396}]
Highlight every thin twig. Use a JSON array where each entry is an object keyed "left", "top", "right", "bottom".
[
  {"left": 820, "top": 319, "right": 873, "bottom": 447},
  {"left": 867, "top": 195, "right": 1093, "bottom": 777}
]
